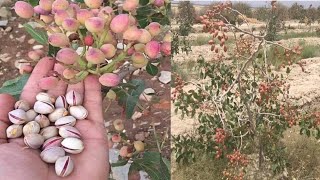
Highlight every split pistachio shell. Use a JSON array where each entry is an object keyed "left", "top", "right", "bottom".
[
  {"left": 36, "top": 92, "right": 56, "bottom": 103},
  {"left": 61, "top": 137, "right": 84, "bottom": 154},
  {"left": 48, "top": 108, "right": 68, "bottom": 122},
  {"left": 40, "top": 146, "right": 65, "bottom": 163},
  {"left": 6, "top": 124, "right": 23, "bottom": 138},
  {"left": 55, "top": 116, "right": 76, "bottom": 126},
  {"left": 69, "top": 106, "right": 88, "bottom": 120},
  {"left": 42, "top": 136, "right": 63, "bottom": 150},
  {"left": 26, "top": 109, "right": 38, "bottom": 121},
  {"left": 24, "top": 134, "right": 45, "bottom": 149},
  {"left": 34, "top": 114, "right": 50, "bottom": 128},
  {"left": 8, "top": 109, "right": 27, "bottom": 124},
  {"left": 23, "top": 121, "right": 41, "bottom": 135},
  {"left": 34, "top": 101, "right": 55, "bottom": 114},
  {"left": 14, "top": 100, "right": 30, "bottom": 111},
  {"left": 55, "top": 156, "right": 74, "bottom": 177},
  {"left": 66, "top": 90, "right": 83, "bottom": 106},
  {"left": 40, "top": 126, "right": 58, "bottom": 140},
  {"left": 55, "top": 95, "right": 68, "bottom": 109},
  {"left": 58, "top": 126, "right": 81, "bottom": 138}
]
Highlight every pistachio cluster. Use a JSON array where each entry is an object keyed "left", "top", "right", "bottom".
[
  {"left": 6, "top": 90, "right": 87, "bottom": 177},
  {"left": 14, "top": 0, "right": 171, "bottom": 87}
]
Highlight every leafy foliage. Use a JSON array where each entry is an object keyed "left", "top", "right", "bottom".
[
  {"left": 23, "top": 23, "right": 48, "bottom": 44},
  {"left": 0, "top": 74, "right": 30, "bottom": 99},
  {"left": 113, "top": 79, "right": 145, "bottom": 119},
  {"left": 130, "top": 152, "right": 170, "bottom": 180}
]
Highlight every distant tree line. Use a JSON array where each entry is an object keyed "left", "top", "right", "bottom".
[{"left": 174, "top": 2, "right": 320, "bottom": 24}]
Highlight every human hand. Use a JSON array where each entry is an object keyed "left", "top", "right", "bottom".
[{"left": 0, "top": 57, "right": 109, "bottom": 180}]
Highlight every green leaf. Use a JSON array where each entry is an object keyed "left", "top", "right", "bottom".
[
  {"left": 129, "top": 152, "right": 170, "bottom": 180},
  {"left": 23, "top": 23, "right": 48, "bottom": 44},
  {"left": 0, "top": 74, "right": 30, "bottom": 99},
  {"left": 116, "top": 79, "right": 145, "bottom": 119},
  {"left": 28, "top": 0, "right": 39, "bottom": 6},
  {"left": 139, "top": 0, "right": 149, "bottom": 6},
  {"left": 48, "top": 45, "right": 61, "bottom": 57},
  {"left": 74, "top": 0, "right": 84, "bottom": 3},
  {"left": 146, "top": 62, "right": 159, "bottom": 76},
  {"left": 111, "top": 159, "right": 128, "bottom": 167}
]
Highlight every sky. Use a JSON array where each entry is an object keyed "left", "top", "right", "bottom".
[{"left": 171, "top": 1, "right": 320, "bottom": 8}]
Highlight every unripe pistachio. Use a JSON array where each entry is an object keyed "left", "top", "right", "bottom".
[
  {"left": 14, "top": 100, "right": 30, "bottom": 111},
  {"left": 97, "top": 6, "right": 113, "bottom": 24},
  {"left": 85, "top": 17, "right": 105, "bottom": 33},
  {"left": 84, "top": 0, "right": 103, "bottom": 9},
  {"left": 113, "top": 119, "right": 124, "bottom": 131},
  {"left": 153, "top": 0, "right": 164, "bottom": 7},
  {"left": 54, "top": 10, "right": 70, "bottom": 25},
  {"left": 99, "top": 73, "right": 120, "bottom": 87},
  {"left": 19, "top": 65, "right": 33, "bottom": 74},
  {"left": 14, "top": 1, "right": 34, "bottom": 19},
  {"left": 123, "top": 26, "right": 142, "bottom": 41},
  {"left": 85, "top": 48, "right": 105, "bottom": 64},
  {"left": 146, "top": 22, "right": 161, "bottom": 37},
  {"left": 111, "top": 134, "right": 121, "bottom": 143},
  {"left": 63, "top": 68, "right": 78, "bottom": 79},
  {"left": 56, "top": 48, "right": 80, "bottom": 65},
  {"left": 132, "top": 52, "right": 148, "bottom": 68},
  {"left": 62, "top": 18, "right": 80, "bottom": 32},
  {"left": 110, "top": 14, "right": 130, "bottom": 33},
  {"left": 100, "top": 44, "right": 116, "bottom": 59},
  {"left": 52, "top": 0, "right": 69, "bottom": 12},
  {"left": 123, "top": 0, "right": 139, "bottom": 11},
  {"left": 161, "top": 42, "right": 171, "bottom": 56},
  {"left": 145, "top": 41, "right": 160, "bottom": 59},
  {"left": 163, "top": 31, "right": 171, "bottom": 42},
  {"left": 134, "top": 141, "right": 145, "bottom": 152},
  {"left": 8, "top": 109, "right": 27, "bottom": 125},
  {"left": 39, "top": 0, "right": 53, "bottom": 11},
  {"left": 138, "top": 29, "right": 152, "bottom": 44},
  {"left": 76, "top": 9, "right": 94, "bottom": 25},
  {"left": 34, "top": 5, "right": 50, "bottom": 15},
  {"left": 6, "top": 124, "right": 23, "bottom": 138},
  {"left": 134, "top": 43, "right": 145, "bottom": 52},
  {"left": 48, "top": 33, "right": 69, "bottom": 47},
  {"left": 119, "top": 146, "right": 129, "bottom": 157},
  {"left": 28, "top": 51, "right": 41, "bottom": 61}
]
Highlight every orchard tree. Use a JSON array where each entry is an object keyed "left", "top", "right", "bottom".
[
  {"left": 288, "top": 2, "right": 305, "bottom": 20},
  {"left": 177, "top": 1, "right": 196, "bottom": 36}
]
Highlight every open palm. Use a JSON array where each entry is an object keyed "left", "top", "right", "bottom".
[{"left": 0, "top": 58, "right": 109, "bottom": 180}]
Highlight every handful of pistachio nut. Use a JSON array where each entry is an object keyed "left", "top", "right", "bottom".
[{"left": 6, "top": 90, "right": 88, "bottom": 177}]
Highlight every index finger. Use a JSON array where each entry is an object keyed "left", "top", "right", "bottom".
[
  {"left": 20, "top": 57, "right": 55, "bottom": 104},
  {"left": 83, "top": 75, "right": 104, "bottom": 123}
]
